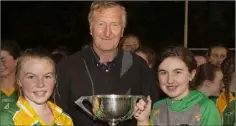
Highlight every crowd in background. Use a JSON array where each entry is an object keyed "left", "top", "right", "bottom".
[{"left": 0, "top": 1, "right": 235, "bottom": 126}]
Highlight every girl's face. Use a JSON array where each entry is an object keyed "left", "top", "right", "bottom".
[
  {"left": 122, "top": 36, "right": 140, "bottom": 52},
  {"left": 158, "top": 57, "right": 195, "bottom": 100},
  {"left": 209, "top": 70, "right": 223, "bottom": 96},
  {"left": 19, "top": 58, "right": 55, "bottom": 105},
  {"left": 0, "top": 50, "right": 17, "bottom": 77}
]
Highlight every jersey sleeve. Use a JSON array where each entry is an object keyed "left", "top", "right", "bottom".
[
  {"left": 0, "top": 110, "right": 14, "bottom": 125},
  {"left": 199, "top": 99, "right": 221, "bottom": 125}
]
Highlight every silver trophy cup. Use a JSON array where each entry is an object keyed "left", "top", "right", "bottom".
[{"left": 75, "top": 94, "right": 146, "bottom": 126}]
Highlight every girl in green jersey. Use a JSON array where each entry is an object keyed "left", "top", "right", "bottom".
[
  {"left": 134, "top": 46, "right": 221, "bottom": 126},
  {"left": 0, "top": 41, "right": 21, "bottom": 112}
]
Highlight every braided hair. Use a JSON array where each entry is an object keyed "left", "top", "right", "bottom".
[{"left": 221, "top": 54, "right": 235, "bottom": 117}]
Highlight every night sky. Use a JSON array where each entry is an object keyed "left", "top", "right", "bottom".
[{"left": 2, "top": 1, "right": 235, "bottom": 53}]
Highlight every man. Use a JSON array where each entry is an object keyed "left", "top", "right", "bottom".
[
  {"left": 55, "top": 1, "right": 159, "bottom": 126},
  {"left": 194, "top": 55, "right": 207, "bottom": 67},
  {"left": 0, "top": 40, "right": 21, "bottom": 112},
  {"left": 207, "top": 44, "right": 228, "bottom": 67}
]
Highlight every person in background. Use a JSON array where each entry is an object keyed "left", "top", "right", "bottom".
[
  {"left": 207, "top": 43, "right": 229, "bottom": 67},
  {"left": 134, "top": 46, "right": 221, "bottom": 126},
  {"left": 0, "top": 49, "right": 73, "bottom": 125},
  {"left": 55, "top": 1, "right": 159, "bottom": 126},
  {"left": 135, "top": 46, "right": 167, "bottom": 99},
  {"left": 192, "top": 63, "right": 223, "bottom": 98},
  {"left": 51, "top": 46, "right": 70, "bottom": 64},
  {"left": 135, "top": 46, "right": 157, "bottom": 69},
  {"left": 0, "top": 40, "right": 21, "bottom": 112},
  {"left": 119, "top": 34, "right": 142, "bottom": 52},
  {"left": 217, "top": 55, "right": 235, "bottom": 126},
  {"left": 194, "top": 55, "right": 207, "bottom": 67}
]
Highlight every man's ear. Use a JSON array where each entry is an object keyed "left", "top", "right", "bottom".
[
  {"left": 90, "top": 26, "right": 92, "bottom": 35},
  {"left": 121, "top": 28, "right": 124, "bottom": 37}
]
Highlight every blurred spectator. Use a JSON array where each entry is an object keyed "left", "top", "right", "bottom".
[
  {"left": 135, "top": 46, "right": 156, "bottom": 69},
  {"left": 193, "top": 63, "right": 222, "bottom": 97},
  {"left": 51, "top": 46, "right": 70, "bottom": 63},
  {"left": 0, "top": 40, "right": 22, "bottom": 112},
  {"left": 119, "top": 34, "right": 142, "bottom": 52},
  {"left": 194, "top": 55, "right": 207, "bottom": 67},
  {"left": 207, "top": 43, "right": 229, "bottom": 67}
]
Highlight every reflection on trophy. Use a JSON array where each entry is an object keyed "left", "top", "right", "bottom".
[{"left": 75, "top": 94, "right": 146, "bottom": 126}]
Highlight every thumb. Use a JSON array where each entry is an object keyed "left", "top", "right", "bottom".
[{"left": 146, "top": 95, "right": 152, "bottom": 109}]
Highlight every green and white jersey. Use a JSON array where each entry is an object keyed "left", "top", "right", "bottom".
[
  {"left": 150, "top": 90, "right": 221, "bottom": 126},
  {"left": 0, "top": 88, "right": 17, "bottom": 112}
]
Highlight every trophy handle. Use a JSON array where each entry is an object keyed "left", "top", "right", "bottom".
[
  {"left": 125, "top": 95, "right": 147, "bottom": 120},
  {"left": 75, "top": 96, "right": 95, "bottom": 118}
]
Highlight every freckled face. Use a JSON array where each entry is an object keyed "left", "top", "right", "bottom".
[{"left": 19, "top": 58, "right": 55, "bottom": 105}]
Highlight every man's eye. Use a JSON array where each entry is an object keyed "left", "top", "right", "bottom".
[
  {"left": 27, "top": 76, "right": 34, "bottom": 79},
  {"left": 112, "top": 23, "right": 119, "bottom": 27},
  {"left": 98, "top": 22, "right": 104, "bottom": 26},
  {"left": 220, "top": 55, "right": 226, "bottom": 58}
]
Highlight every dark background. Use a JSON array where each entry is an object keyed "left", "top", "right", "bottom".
[{"left": 2, "top": 1, "right": 235, "bottom": 53}]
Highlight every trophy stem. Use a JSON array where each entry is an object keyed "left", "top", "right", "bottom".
[{"left": 108, "top": 122, "right": 119, "bottom": 126}]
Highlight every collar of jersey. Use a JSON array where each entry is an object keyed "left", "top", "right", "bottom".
[{"left": 16, "top": 96, "right": 63, "bottom": 125}]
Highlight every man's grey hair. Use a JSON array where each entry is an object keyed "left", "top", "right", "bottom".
[{"left": 88, "top": 1, "right": 127, "bottom": 28}]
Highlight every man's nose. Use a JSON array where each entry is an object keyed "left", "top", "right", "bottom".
[{"left": 104, "top": 25, "right": 112, "bottom": 38}]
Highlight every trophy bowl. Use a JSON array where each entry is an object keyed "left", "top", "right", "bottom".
[{"left": 75, "top": 94, "right": 146, "bottom": 126}]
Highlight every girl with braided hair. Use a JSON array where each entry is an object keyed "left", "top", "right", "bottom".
[{"left": 217, "top": 55, "right": 235, "bottom": 126}]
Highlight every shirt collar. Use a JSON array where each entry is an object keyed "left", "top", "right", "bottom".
[
  {"left": 16, "top": 96, "right": 63, "bottom": 121},
  {"left": 87, "top": 45, "right": 123, "bottom": 66}
]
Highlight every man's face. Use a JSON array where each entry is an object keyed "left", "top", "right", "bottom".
[
  {"left": 90, "top": 6, "right": 124, "bottom": 51},
  {"left": 209, "top": 47, "right": 227, "bottom": 67}
]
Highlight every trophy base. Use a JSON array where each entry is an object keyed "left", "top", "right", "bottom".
[{"left": 108, "top": 122, "right": 119, "bottom": 126}]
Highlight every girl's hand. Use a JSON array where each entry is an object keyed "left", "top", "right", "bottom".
[{"left": 133, "top": 96, "right": 152, "bottom": 125}]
